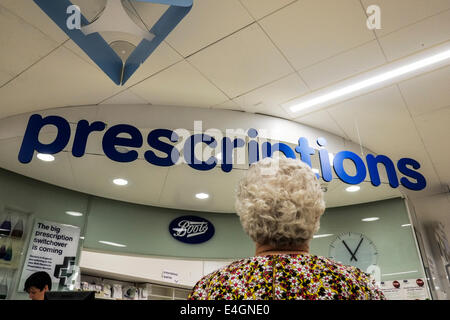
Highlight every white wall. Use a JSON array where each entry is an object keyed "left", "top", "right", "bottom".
[
  {"left": 79, "top": 249, "right": 233, "bottom": 288},
  {"left": 408, "top": 193, "right": 450, "bottom": 299}
]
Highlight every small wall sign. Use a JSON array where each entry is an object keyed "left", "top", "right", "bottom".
[{"left": 169, "top": 216, "right": 215, "bottom": 244}]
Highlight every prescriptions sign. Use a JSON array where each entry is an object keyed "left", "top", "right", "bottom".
[{"left": 18, "top": 114, "right": 427, "bottom": 191}]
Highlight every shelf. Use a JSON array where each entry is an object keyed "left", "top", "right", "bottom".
[
  {"left": 81, "top": 272, "right": 192, "bottom": 301},
  {"left": 148, "top": 295, "right": 173, "bottom": 301}
]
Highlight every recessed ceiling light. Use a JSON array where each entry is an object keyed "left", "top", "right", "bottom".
[
  {"left": 362, "top": 217, "right": 379, "bottom": 222},
  {"left": 313, "top": 234, "right": 334, "bottom": 239},
  {"left": 65, "top": 211, "right": 83, "bottom": 217},
  {"left": 37, "top": 153, "right": 55, "bottom": 162},
  {"left": 195, "top": 193, "right": 209, "bottom": 200},
  {"left": 98, "top": 240, "right": 127, "bottom": 247},
  {"left": 113, "top": 178, "right": 128, "bottom": 186},
  {"left": 289, "top": 48, "right": 450, "bottom": 113},
  {"left": 346, "top": 186, "right": 360, "bottom": 192}
]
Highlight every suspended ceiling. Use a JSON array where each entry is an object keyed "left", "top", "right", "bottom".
[{"left": 0, "top": 0, "right": 449, "bottom": 213}]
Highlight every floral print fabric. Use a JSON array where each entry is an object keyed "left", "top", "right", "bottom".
[{"left": 188, "top": 254, "right": 386, "bottom": 300}]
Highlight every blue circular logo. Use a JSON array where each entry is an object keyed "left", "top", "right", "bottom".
[{"left": 169, "top": 216, "right": 215, "bottom": 244}]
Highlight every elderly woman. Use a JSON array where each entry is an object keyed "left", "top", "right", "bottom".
[{"left": 189, "top": 157, "right": 385, "bottom": 300}]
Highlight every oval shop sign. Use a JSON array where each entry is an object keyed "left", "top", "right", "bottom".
[{"left": 169, "top": 216, "right": 215, "bottom": 244}]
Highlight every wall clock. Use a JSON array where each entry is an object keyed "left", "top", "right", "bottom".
[{"left": 329, "top": 232, "right": 379, "bottom": 272}]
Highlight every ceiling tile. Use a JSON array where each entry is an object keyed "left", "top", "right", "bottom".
[
  {"left": 398, "top": 65, "right": 450, "bottom": 117},
  {"left": 0, "top": 5, "right": 59, "bottom": 78},
  {"left": 187, "top": 23, "right": 293, "bottom": 98},
  {"left": 239, "top": 0, "right": 296, "bottom": 20},
  {"left": 162, "top": 0, "right": 254, "bottom": 57},
  {"left": 232, "top": 73, "right": 308, "bottom": 114},
  {"left": 100, "top": 90, "right": 150, "bottom": 105},
  {"left": 414, "top": 106, "right": 450, "bottom": 184},
  {"left": 211, "top": 100, "right": 244, "bottom": 111},
  {"left": 129, "top": 60, "right": 229, "bottom": 108},
  {"left": 0, "top": 46, "right": 121, "bottom": 119},
  {"left": 298, "top": 40, "right": 387, "bottom": 90},
  {"left": 295, "top": 110, "right": 349, "bottom": 139},
  {"left": 124, "top": 41, "right": 183, "bottom": 87},
  {"left": 327, "top": 85, "right": 443, "bottom": 194},
  {"left": 378, "top": 10, "right": 450, "bottom": 61},
  {"left": 243, "top": 103, "right": 292, "bottom": 120},
  {"left": 0, "top": 0, "right": 68, "bottom": 43},
  {"left": 360, "top": 0, "right": 450, "bottom": 37},
  {"left": 0, "top": 70, "right": 13, "bottom": 87},
  {"left": 327, "top": 86, "right": 419, "bottom": 155},
  {"left": 63, "top": 40, "right": 99, "bottom": 70},
  {"left": 259, "top": 0, "right": 375, "bottom": 70}
]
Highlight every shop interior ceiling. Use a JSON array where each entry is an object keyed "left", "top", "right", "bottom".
[{"left": 0, "top": 0, "right": 449, "bottom": 213}]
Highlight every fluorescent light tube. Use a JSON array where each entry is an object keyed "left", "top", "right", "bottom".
[
  {"left": 99, "top": 240, "right": 127, "bottom": 247},
  {"left": 290, "top": 49, "right": 450, "bottom": 113}
]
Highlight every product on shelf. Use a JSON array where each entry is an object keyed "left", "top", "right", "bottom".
[
  {"left": 3, "top": 238, "right": 12, "bottom": 262},
  {"left": 0, "top": 271, "right": 8, "bottom": 299},
  {"left": 0, "top": 239, "right": 6, "bottom": 259},
  {"left": 11, "top": 219, "right": 23, "bottom": 239},
  {"left": 0, "top": 215, "right": 11, "bottom": 236},
  {"left": 112, "top": 284, "right": 122, "bottom": 299},
  {"left": 123, "top": 286, "right": 138, "bottom": 300},
  {"left": 101, "top": 284, "right": 112, "bottom": 298}
]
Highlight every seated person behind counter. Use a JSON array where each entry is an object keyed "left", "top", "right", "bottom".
[
  {"left": 24, "top": 271, "right": 52, "bottom": 300},
  {"left": 189, "top": 157, "right": 386, "bottom": 300}
]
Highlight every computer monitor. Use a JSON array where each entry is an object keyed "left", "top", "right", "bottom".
[{"left": 45, "top": 291, "right": 96, "bottom": 300}]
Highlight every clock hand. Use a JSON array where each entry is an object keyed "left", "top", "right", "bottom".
[
  {"left": 342, "top": 240, "right": 358, "bottom": 261},
  {"left": 353, "top": 238, "right": 364, "bottom": 258}
]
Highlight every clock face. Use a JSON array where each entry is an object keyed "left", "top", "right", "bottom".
[{"left": 329, "top": 232, "right": 378, "bottom": 272}]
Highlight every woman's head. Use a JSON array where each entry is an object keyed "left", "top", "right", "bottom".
[
  {"left": 24, "top": 271, "right": 52, "bottom": 300},
  {"left": 235, "top": 157, "right": 325, "bottom": 248}
]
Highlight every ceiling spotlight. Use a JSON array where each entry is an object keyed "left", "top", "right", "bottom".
[
  {"left": 65, "top": 211, "right": 83, "bottom": 217},
  {"left": 195, "top": 193, "right": 209, "bottom": 200},
  {"left": 362, "top": 217, "right": 380, "bottom": 222},
  {"left": 346, "top": 186, "right": 360, "bottom": 192},
  {"left": 113, "top": 178, "right": 128, "bottom": 186},
  {"left": 98, "top": 240, "right": 127, "bottom": 248},
  {"left": 37, "top": 153, "right": 55, "bottom": 162}
]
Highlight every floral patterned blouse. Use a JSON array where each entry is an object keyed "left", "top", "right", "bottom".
[{"left": 188, "top": 254, "right": 386, "bottom": 300}]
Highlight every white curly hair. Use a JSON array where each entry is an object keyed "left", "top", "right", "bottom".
[{"left": 235, "top": 157, "right": 325, "bottom": 247}]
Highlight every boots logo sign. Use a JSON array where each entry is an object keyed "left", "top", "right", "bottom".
[
  {"left": 33, "top": 0, "right": 193, "bottom": 85},
  {"left": 169, "top": 216, "right": 215, "bottom": 244}
]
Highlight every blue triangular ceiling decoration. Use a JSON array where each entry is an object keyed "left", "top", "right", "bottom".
[{"left": 33, "top": 0, "right": 193, "bottom": 85}]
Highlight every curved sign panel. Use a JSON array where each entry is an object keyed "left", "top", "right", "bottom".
[
  {"left": 169, "top": 216, "right": 215, "bottom": 244},
  {"left": 17, "top": 114, "right": 427, "bottom": 191}
]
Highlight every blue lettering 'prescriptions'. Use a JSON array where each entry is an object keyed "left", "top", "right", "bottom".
[{"left": 17, "top": 114, "right": 428, "bottom": 191}]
